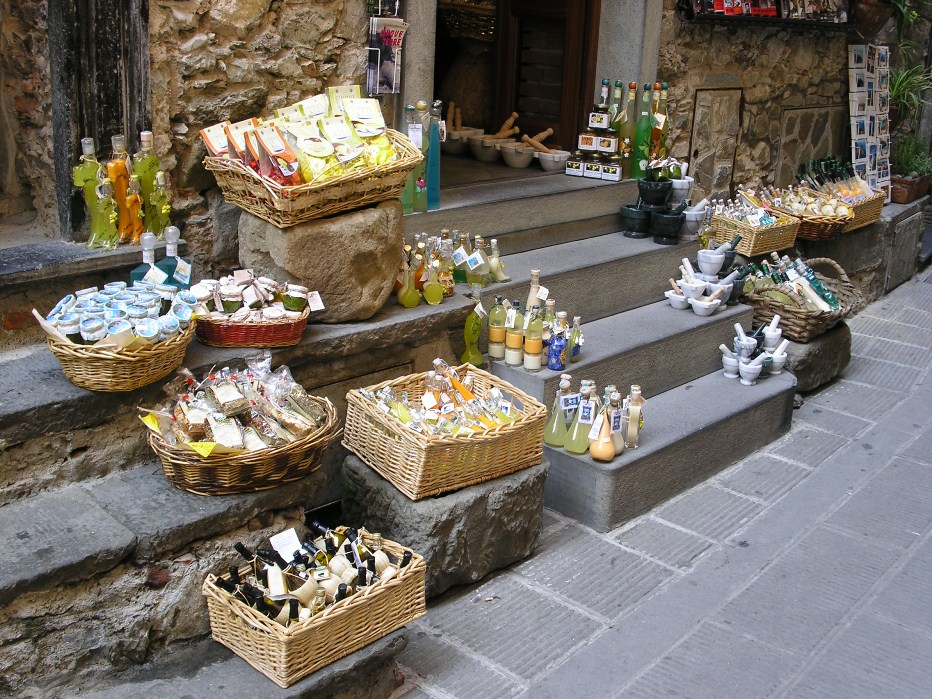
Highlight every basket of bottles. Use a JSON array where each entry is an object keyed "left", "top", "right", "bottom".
[
  {"left": 837, "top": 188, "right": 886, "bottom": 233},
  {"left": 743, "top": 257, "right": 864, "bottom": 343},
  {"left": 711, "top": 213, "right": 800, "bottom": 257},
  {"left": 142, "top": 355, "right": 341, "bottom": 495},
  {"left": 203, "top": 528, "right": 426, "bottom": 688},
  {"left": 742, "top": 187, "right": 854, "bottom": 241},
  {"left": 343, "top": 360, "right": 548, "bottom": 501},
  {"left": 204, "top": 128, "right": 422, "bottom": 229}
]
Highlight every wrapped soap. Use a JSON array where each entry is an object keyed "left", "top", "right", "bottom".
[
  {"left": 205, "top": 414, "right": 245, "bottom": 449},
  {"left": 209, "top": 380, "right": 249, "bottom": 417}
]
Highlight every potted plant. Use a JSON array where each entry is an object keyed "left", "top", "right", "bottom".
[{"left": 890, "top": 134, "right": 932, "bottom": 203}]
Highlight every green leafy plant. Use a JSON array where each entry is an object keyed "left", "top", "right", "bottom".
[
  {"left": 891, "top": 134, "right": 932, "bottom": 176},
  {"left": 891, "top": 0, "right": 929, "bottom": 63},
  {"left": 889, "top": 64, "right": 932, "bottom": 131}
]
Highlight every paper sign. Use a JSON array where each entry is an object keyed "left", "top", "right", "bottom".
[
  {"left": 452, "top": 246, "right": 469, "bottom": 266},
  {"left": 587, "top": 412, "right": 603, "bottom": 441},
  {"left": 141, "top": 413, "right": 161, "bottom": 433},
  {"left": 473, "top": 302, "right": 487, "bottom": 317},
  {"left": 465, "top": 251, "right": 484, "bottom": 271},
  {"left": 270, "top": 528, "right": 303, "bottom": 561},
  {"left": 577, "top": 400, "right": 595, "bottom": 424},
  {"left": 560, "top": 393, "right": 581, "bottom": 412},
  {"left": 408, "top": 123, "right": 423, "bottom": 149}
]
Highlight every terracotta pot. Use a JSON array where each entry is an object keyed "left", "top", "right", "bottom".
[
  {"left": 850, "top": 0, "right": 893, "bottom": 40},
  {"left": 890, "top": 174, "right": 931, "bottom": 204}
]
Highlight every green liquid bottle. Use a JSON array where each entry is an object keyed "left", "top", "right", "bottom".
[
  {"left": 132, "top": 131, "right": 161, "bottom": 233},
  {"left": 452, "top": 230, "right": 470, "bottom": 284},
  {"left": 423, "top": 259, "right": 444, "bottom": 305},
  {"left": 149, "top": 171, "right": 172, "bottom": 239},
  {"left": 397, "top": 266, "right": 421, "bottom": 308},
  {"left": 413, "top": 100, "right": 429, "bottom": 213},
  {"left": 633, "top": 84, "right": 652, "bottom": 180},
  {"left": 73, "top": 137, "right": 105, "bottom": 244},
  {"left": 460, "top": 302, "right": 486, "bottom": 367},
  {"left": 617, "top": 82, "right": 638, "bottom": 180},
  {"left": 568, "top": 316, "right": 583, "bottom": 363},
  {"left": 401, "top": 106, "right": 416, "bottom": 215},
  {"left": 543, "top": 375, "right": 572, "bottom": 447},
  {"left": 564, "top": 382, "right": 594, "bottom": 455},
  {"left": 88, "top": 178, "right": 120, "bottom": 251}
]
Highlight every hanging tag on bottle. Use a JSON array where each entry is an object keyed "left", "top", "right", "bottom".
[
  {"left": 173, "top": 258, "right": 192, "bottom": 285},
  {"left": 505, "top": 308, "right": 516, "bottom": 328},
  {"left": 502, "top": 299, "right": 512, "bottom": 310},
  {"left": 474, "top": 302, "right": 487, "bottom": 317},
  {"left": 308, "top": 291, "right": 325, "bottom": 311},
  {"left": 578, "top": 399, "right": 595, "bottom": 424},
  {"left": 439, "top": 120, "right": 447, "bottom": 143},
  {"left": 424, "top": 409, "right": 439, "bottom": 421},
  {"left": 560, "top": 392, "right": 581, "bottom": 412},
  {"left": 610, "top": 409, "right": 623, "bottom": 434},
  {"left": 536, "top": 285, "right": 549, "bottom": 301},
  {"left": 270, "top": 528, "right": 303, "bottom": 561},
  {"left": 378, "top": 402, "right": 392, "bottom": 414},
  {"left": 466, "top": 251, "right": 484, "bottom": 270},
  {"left": 523, "top": 313, "right": 531, "bottom": 330},
  {"left": 408, "top": 123, "right": 423, "bottom": 149},
  {"left": 587, "top": 412, "right": 604, "bottom": 441},
  {"left": 143, "top": 265, "right": 169, "bottom": 285},
  {"left": 421, "top": 392, "right": 438, "bottom": 410},
  {"left": 452, "top": 246, "right": 469, "bottom": 266},
  {"left": 440, "top": 402, "right": 455, "bottom": 415}
]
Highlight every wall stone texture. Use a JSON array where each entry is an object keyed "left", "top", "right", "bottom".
[{"left": 660, "top": 0, "right": 849, "bottom": 200}]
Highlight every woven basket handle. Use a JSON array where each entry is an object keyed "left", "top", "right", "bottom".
[
  {"left": 804, "top": 257, "right": 851, "bottom": 285},
  {"left": 748, "top": 282, "right": 811, "bottom": 312}
]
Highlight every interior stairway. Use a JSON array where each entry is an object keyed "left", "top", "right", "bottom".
[{"left": 0, "top": 175, "right": 795, "bottom": 697}]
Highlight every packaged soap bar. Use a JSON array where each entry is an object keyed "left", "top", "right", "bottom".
[
  {"left": 223, "top": 118, "right": 259, "bottom": 165},
  {"left": 327, "top": 85, "right": 360, "bottom": 117},
  {"left": 319, "top": 116, "right": 365, "bottom": 170},
  {"left": 174, "top": 400, "right": 209, "bottom": 437},
  {"left": 342, "top": 98, "right": 397, "bottom": 167},
  {"left": 200, "top": 121, "right": 231, "bottom": 156},
  {"left": 281, "top": 121, "right": 342, "bottom": 183}
]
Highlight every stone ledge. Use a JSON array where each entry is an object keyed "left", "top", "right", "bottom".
[{"left": 786, "top": 321, "right": 851, "bottom": 392}]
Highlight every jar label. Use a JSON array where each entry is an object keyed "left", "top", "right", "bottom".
[
  {"left": 560, "top": 393, "right": 581, "bottom": 412},
  {"left": 578, "top": 399, "right": 595, "bottom": 424}
]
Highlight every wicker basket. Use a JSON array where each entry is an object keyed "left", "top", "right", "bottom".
[
  {"left": 147, "top": 396, "right": 341, "bottom": 496},
  {"left": 46, "top": 321, "right": 195, "bottom": 392},
  {"left": 843, "top": 189, "right": 886, "bottom": 232},
  {"left": 343, "top": 363, "right": 547, "bottom": 501},
  {"left": 204, "top": 130, "right": 422, "bottom": 228},
  {"left": 767, "top": 199, "right": 853, "bottom": 241},
  {"left": 439, "top": 0, "right": 496, "bottom": 42},
  {"left": 203, "top": 532, "right": 426, "bottom": 688},
  {"left": 743, "top": 257, "right": 864, "bottom": 343},
  {"left": 711, "top": 214, "right": 800, "bottom": 257},
  {"left": 195, "top": 308, "right": 310, "bottom": 348}
]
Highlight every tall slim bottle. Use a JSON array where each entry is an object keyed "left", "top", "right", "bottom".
[
  {"left": 108, "top": 134, "right": 132, "bottom": 244},
  {"left": 487, "top": 295, "right": 507, "bottom": 360},
  {"left": 149, "top": 171, "right": 172, "bottom": 239},
  {"left": 634, "top": 85, "right": 653, "bottom": 180},
  {"left": 657, "top": 82, "right": 670, "bottom": 160},
  {"left": 617, "top": 83, "right": 638, "bottom": 179},
  {"left": 89, "top": 178, "right": 120, "bottom": 250},
  {"left": 523, "top": 306, "right": 544, "bottom": 372},
  {"left": 73, "top": 137, "right": 104, "bottom": 245},
  {"left": 414, "top": 101, "right": 430, "bottom": 213},
  {"left": 400, "top": 106, "right": 417, "bottom": 214},
  {"left": 564, "top": 383, "right": 594, "bottom": 455},
  {"left": 427, "top": 100, "right": 442, "bottom": 211},
  {"left": 525, "top": 269, "right": 541, "bottom": 316},
  {"left": 132, "top": 131, "right": 161, "bottom": 232},
  {"left": 589, "top": 400, "right": 616, "bottom": 462},
  {"left": 125, "top": 175, "right": 145, "bottom": 245},
  {"left": 543, "top": 375, "right": 572, "bottom": 447},
  {"left": 504, "top": 300, "right": 524, "bottom": 367},
  {"left": 488, "top": 238, "right": 510, "bottom": 282},
  {"left": 568, "top": 316, "right": 583, "bottom": 363}
]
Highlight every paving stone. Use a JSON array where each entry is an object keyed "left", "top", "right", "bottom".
[
  {"left": 877, "top": 388, "right": 932, "bottom": 435},
  {"left": 847, "top": 315, "right": 932, "bottom": 348},
  {"left": 714, "top": 526, "right": 899, "bottom": 654},
  {"left": 899, "top": 422, "right": 932, "bottom": 464},
  {"left": 851, "top": 334, "right": 932, "bottom": 369},
  {"left": 654, "top": 485, "right": 764, "bottom": 542},
  {"left": 793, "top": 402, "right": 873, "bottom": 438},
  {"left": 395, "top": 688, "right": 434, "bottom": 699},
  {"left": 839, "top": 355, "right": 920, "bottom": 392},
  {"left": 865, "top": 303, "right": 932, "bottom": 330},
  {"left": 787, "top": 613, "right": 932, "bottom": 699},
  {"left": 718, "top": 454, "right": 809, "bottom": 503},
  {"left": 342, "top": 456, "right": 547, "bottom": 599},
  {"left": 770, "top": 427, "right": 850, "bottom": 467},
  {"left": 826, "top": 458, "right": 932, "bottom": 549},
  {"left": 0, "top": 487, "right": 136, "bottom": 605},
  {"left": 512, "top": 525, "right": 673, "bottom": 621},
  {"left": 869, "top": 537, "right": 932, "bottom": 636},
  {"left": 541, "top": 510, "right": 563, "bottom": 531},
  {"left": 804, "top": 379, "right": 903, "bottom": 420},
  {"left": 613, "top": 519, "right": 711, "bottom": 569},
  {"left": 399, "top": 628, "right": 524, "bottom": 699},
  {"left": 620, "top": 622, "right": 799, "bottom": 699},
  {"left": 420, "top": 574, "right": 602, "bottom": 682}
]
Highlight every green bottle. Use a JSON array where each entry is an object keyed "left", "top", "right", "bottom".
[
  {"left": 149, "top": 171, "right": 172, "bottom": 239},
  {"left": 132, "top": 131, "right": 161, "bottom": 232},
  {"left": 88, "top": 178, "right": 120, "bottom": 250},
  {"left": 543, "top": 375, "right": 572, "bottom": 447},
  {"left": 568, "top": 316, "right": 583, "bottom": 363},
  {"left": 72, "top": 137, "right": 104, "bottom": 245},
  {"left": 633, "top": 84, "right": 652, "bottom": 180},
  {"left": 564, "top": 382, "right": 594, "bottom": 455},
  {"left": 423, "top": 259, "right": 444, "bottom": 305},
  {"left": 401, "top": 106, "right": 417, "bottom": 215},
  {"left": 460, "top": 302, "right": 486, "bottom": 366}
]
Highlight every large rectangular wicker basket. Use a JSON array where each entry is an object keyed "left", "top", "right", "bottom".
[
  {"left": 343, "top": 363, "right": 548, "bottom": 501},
  {"left": 204, "top": 129, "right": 422, "bottom": 228},
  {"left": 711, "top": 214, "right": 800, "bottom": 257},
  {"left": 203, "top": 533, "right": 426, "bottom": 688}
]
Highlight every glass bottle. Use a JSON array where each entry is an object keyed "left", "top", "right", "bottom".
[
  {"left": 624, "top": 384, "right": 646, "bottom": 449},
  {"left": 414, "top": 100, "right": 430, "bottom": 213},
  {"left": 437, "top": 239, "right": 456, "bottom": 296},
  {"left": 525, "top": 269, "right": 541, "bottom": 316},
  {"left": 88, "top": 178, "right": 120, "bottom": 250},
  {"left": 108, "top": 134, "right": 132, "bottom": 244},
  {"left": 396, "top": 264, "right": 421, "bottom": 308},
  {"left": 132, "top": 130, "right": 161, "bottom": 233},
  {"left": 547, "top": 311, "right": 569, "bottom": 371},
  {"left": 149, "top": 171, "right": 172, "bottom": 239},
  {"left": 617, "top": 82, "right": 638, "bottom": 180},
  {"left": 401, "top": 105, "right": 417, "bottom": 214},
  {"left": 453, "top": 230, "right": 471, "bottom": 283},
  {"left": 633, "top": 84, "right": 652, "bottom": 179},
  {"left": 568, "top": 316, "right": 584, "bottom": 363},
  {"left": 73, "top": 137, "right": 105, "bottom": 245},
  {"left": 523, "top": 305, "right": 544, "bottom": 372},
  {"left": 122, "top": 175, "right": 144, "bottom": 247},
  {"left": 564, "top": 383, "right": 595, "bottom": 455},
  {"left": 541, "top": 298, "right": 556, "bottom": 348},
  {"left": 504, "top": 300, "right": 525, "bottom": 367},
  {"left": 423, "top": 259, "right": 444, "bottom": 305},
  {"left": 657, "top": 82, "right": 670, "bottom": 160},
  {"left": 413, "top": 245, "right": 427, "bottom": 290},
  {"left": 609, "top": 391, "right": 626, "bottom": 454},
  {"left": 488, "top": 238, "right": 511, "bottom": 282},
  {"left": 460, "top": 302, "right": 486, "bottom": 366},
  {"left": 608, "top": 80, "right": 623, "bottom": 122},
  {"left": 589, "top": 400, "right": 616, "bottom": 462},
  {"left": 427, "top": 99, "right": 442, "bottom": 211},
  {"left": 465, "top": 235, "right": 491, "bottom": 293},
  {"left": 487, "top": 295, "right": 507, "bottom": 360},
  {"left": 543, "top": 375, "right": 572, "bottom": 447},
  {"left": 154, "top": 225, "right": 190, "bottom": 289},
  {"left": 130, "top": 230, "right": 159, "bottom": 284}
]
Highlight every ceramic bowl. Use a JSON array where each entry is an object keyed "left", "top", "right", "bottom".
[
  {"left": 697, "top": 250, "right": 726, "bottom": 276},
  {"left": 677, "top": 279, "right": 707, "bottom": 299},
  {"left": 682, "top": 208, "right": 707, "bottom": 240},
  {"left": 536, "top": 150, "right": 571, "bottom": 173},
  {"left": 738, "top": 361, "right": 763, "bottom": 386},
  {"left": 620, "top": 204, "right": 651, "bottom": 235},
  {"left": 665, "top": 289, "right": 690, "bottom": 310},
  {"left": 667, "top": 176, "right": 695, "bottom": 208},
  {"left": 498, "top": 143, "right": 535, "bottom": 168},
  {"left": 733, "top": 337, "right": 757, "bottom": 360},
  {"left": 469, "top": 135, "right": 513, "bottom": 162},
  {"left": 688, "top": 297, "right": 722, "bottom": 316},
  {"left": 769, "top": 352, "right": 787, "bottom": 375},
  {"left": 442, "top": 127, "right": 483, "bottom": 155},
  {"left": 722, "top": 355, "right": 739, "bottom": 378}
]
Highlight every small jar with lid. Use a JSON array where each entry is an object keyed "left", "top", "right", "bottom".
[
  {"left": 112, "top": 292, "right": 137, "bottom": 308},
  {"left": 53, "top": 294, "right": 76, "bottom": 314},
  {"left": 126, "top": 304, "right": 149, "bottom": 328},
  {"left": 189, "top": 283, "right": 214, "bottom": 312},
  {"left": 155, "top": 284, "right": 177, "bottom": 315},
  {"left": 81, "top": 305, "right": 106, "bottom": 322},
  {"left": 565, "top": 150, "right": 585, "bottom": 177},
  {"left": 175, "top": 290, "right": 197, "bottom": 307},
  {"left": 262, "top": 306, "right": 284, "bottom": 321},
  {"left": 138, "top": 296, "right": 161, "bottom": 319},
  {"left": 90, "top": 292, "right": 110, "bottom": 305},
  {"left": 75, "top": 287, "right": 98, "bottom": 301},
  {"left": 104, "top": 281, "right": 127, "bottom": 294},
  {"left": 135, "top": 317, "right": 161, "bottom": 343},
  {"left": 106, "top": 319, "right": 133, "bottom": 337},
  {"left": 157, "top": 315, "right": 181, "bottom": 341},
  {"left": 79, "top": 317, "right": 107, "bottom": 344},
  {"left": 104, "top": 308, "right": 128, "bottom": 324},
  {"left": 171, "top": 302, "right": 193, "bottom": 329},
  {"left": 283, "top": 285, "right": 308, "bottom": 312},
  {"left": 219, "top": 286, "right": 242, "bottom": 314},
  {"left": 74, "top": 299, "right": 95, "bottom": 315},
  {"left": 57, "top": 312, "right": 82, "bottom": 344}
]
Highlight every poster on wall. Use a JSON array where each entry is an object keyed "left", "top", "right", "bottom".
[{"left": 367, "top": 17, "right": 409, "bottom": 95}]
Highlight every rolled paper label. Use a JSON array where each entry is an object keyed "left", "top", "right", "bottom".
[
  {"left": 505, "top": 309, "right": 517, "bottom": 328},
  {"left": 536, "top": 285, "right": 549, "bottom": 301},
  {"left": 587, "top": 412, "right": 604, "bottom": 441},
  {"left": 143, "top": 265, "right": 169, "bottom": 285}
]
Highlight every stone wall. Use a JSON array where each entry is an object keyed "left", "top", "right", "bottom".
[{"left": 659, "top": 0, "right": 849, "bottom": 200}]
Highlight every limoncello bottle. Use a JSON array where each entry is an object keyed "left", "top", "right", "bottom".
[
  {"left": 589, "top": 401, "right": 616, "bottom": 462},
  {"left": 397, "top": 264, "right": 421, "bottom": 308},
  {"left": 543, "top": 375, "right": 572, "bottom": 447},
  {"left": 504, "top": 300, "right": 524, "bottom": 367},
  {"left": 564, "top": 382, "right": 594, "bottom": 455},
  {"left": 73, "top": 137, "right": 104, "bottom": 244},
  {"left": 488, "top": 238, "right": 511, "bottom": 282},
  {"left": 149, "top": 171, "right": 172, "bottom": 239},
  {"left": 423, "top": 259, "right": 444, "bottom": 305},
  {"left": 132, "top": 130, "right": 161, "bottom": 232},
  {"left": 487, "top": 295, "right": 507, "bottom": 360},
  {"left": 460, "top": 302, "right": 486, "bottom": 367},
  {"left": 523, "top": 305, "right": 544, "bottom": 372}
]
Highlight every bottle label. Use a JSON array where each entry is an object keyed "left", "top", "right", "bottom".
[
  {"left": 498, "top": 400, "right": 512, "bottom": 417},
  {"left": 421, "top": 392, "right": 438, "bottom": 410},
  {"left": 505, "top": 308, "right": 517, "bottom": 328},
  {"left": 452, "top": 246, "right": 469, "bottom": 266},
  {"left": 173, "top": 258, "right": 192, "bottom": 285},
  {"left": 473, "top": 301, "right": 487, "bottom": 317},
  {"left": 536, "top": 285, "right": 549, "bottom": 301},
  {"left": 438, "top": 120, "right": 447, "bottom": 143},
  {"left": 408, "top": 123, "right": 423, "bottom": 149},
  {"left": 610, "top": 409, "right": 623, "bottom": 433},
  {"left": 578, "top": 400, "right": 595, "bottom": 424},
  {"left": 143, "top": 250, "right": 155, "bottom": 266},
  {"left": 584, "top": 162, "right": 603, "bottom": 178},
  {"left": 587, "top": 412, "right": 604, "bottom": 441},
  {"left": 143, "top": 265, "right": 169, "bottom": 284},
  {"left": 466, "top": 251, "right": 484, "bottom": 270},
  {"left": 560, "top": 393, "right": 581, "bottom": 412}
]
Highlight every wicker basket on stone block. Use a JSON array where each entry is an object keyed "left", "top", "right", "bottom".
[
  {"left": 203, "top": 532, "right": 426, "bottom": 688},
  {"left": 711, "top": 214, "right": 800, "bottom": 257},
  {"left": 743, "top": 257, "right": 864, "bottom": 343},
  {"left": 203, "top": 130, "right": 422, "bottom": 229},
  {"left": 342, "top": 363, "right": 547, "bottom": 500}
]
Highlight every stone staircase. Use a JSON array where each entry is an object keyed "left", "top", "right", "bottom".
[{"left": 0, "top": 175, "right": 796, "bottom": 697}]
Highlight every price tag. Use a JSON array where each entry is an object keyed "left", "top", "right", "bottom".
[
  {"left": 610, "top": 409, "right": 623, "bottom": 434},
  {"left": 560, "top": 393, "right": 581, "bottom": 412},
  {"left": 308, "top": 291, "right": 325, "bottom": 311},
  {"left": 143, "top": 265, "right": 169, "bottom": 285},
  {"left": 452, "top": 246, "right": 469, "bottom": 266},
  {"left": 473, "top": 302, "right": 487, "bottom": 317},
  {"left": 173, "top": 258, "right": 192, "bottom": 285},
  {"left": 421, "top": 392, "right": 438, "bottom": 410},
  {"left": 424, "top": 409, "right": 439, "bottom": 421},
  {"left": 587, "top": 412, "right": 603, "bottom": 441},
  {"left": 505, "top": 308, "right": 517, "bottom": 329},
  {"left": 577, "top": 400, "right": 595, "bottom": 425},
  {"left": 270, "top": 528, "right": 302, "bottom": 561},
  {"left": 466, "top": 251, "right": 484, "bottom": 271},
  {"left": 439, "top": 120, "right": 447, "bottom": 143},
  {"left": 536, "top": 285, "right": 549, "bottom": 301},
  {"left": 408, "top": 123, "right": 423, "bottom": 149}
]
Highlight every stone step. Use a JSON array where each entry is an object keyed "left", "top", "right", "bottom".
[
  {"left": 490, "top": 300, "right": 754, "bottom": 403},
  {"left": 542, "top": 369, "right": 797, "bottom": 532}
]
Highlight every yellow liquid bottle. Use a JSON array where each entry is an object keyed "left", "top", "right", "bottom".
[
  {"left": 543, "top": 376, "right": 572, "bottom": 447},
  {"left": 397, "top": 266, "right": 421, "bottom": 308},
  {"left": 423, "top": 260, "right": 444, "bottom": 305},
  {"left": 108, "top": 134, "right": 132, "bottom": 244},
  {"left": 73, "top": 137, "right": 104, "bottom": 245},
  {"left": 564, "top": 384, "right": 595, "bottom": 455},
  {"left": 460, "top": 303, "right": 486, "bottom": 367}
]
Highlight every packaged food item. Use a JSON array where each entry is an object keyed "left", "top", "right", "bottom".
[
  {"left": 223, "top": 118, "right": 260, "bottom": 166},
  {"left": 327, "top": 85, "right": 360, "bottom": 117},
  {"left": 343, "top": 98, "right": 397, "bottom": 167},
  {"left": 209, "top": 380, "right": 250, "bottom": 417},
  {"left": 280, "top": 120, "right": 342, "bottom": 184},
  {"left": 254, "top": 125, "right": 302, "bottom": 186},
  {"left": 200, "top": 121, "right": 231, "bottom": 157},
  {"left": 206, "top": 414, "right": 245, "bottom": 449},
  {"left": 318, "top": 116, "right": 366, "bottom": 172}
]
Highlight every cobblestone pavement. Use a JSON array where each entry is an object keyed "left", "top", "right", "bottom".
[{"left": 393, "top": 269, "right": 932, "bottom": 699}]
